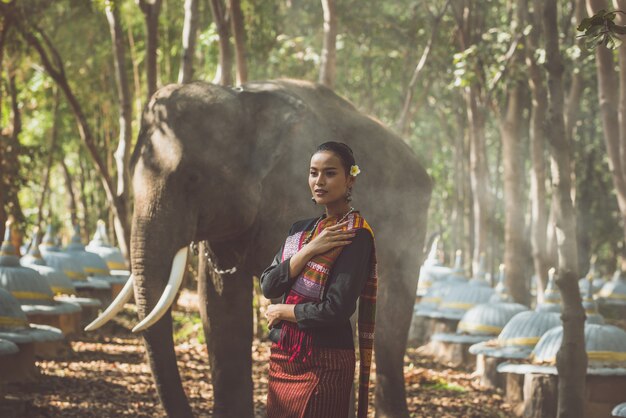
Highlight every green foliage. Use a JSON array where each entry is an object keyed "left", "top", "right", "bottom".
[
  {"left": 172, "top": 310, "right": 205, "bottom": 344},
  {"left": 577, "top": 9, "right": 626, "bottom": 50},
  {"left": 423, "top": 378, "right": 467, "bottom": 392},
  {"left": 2, "top": 0, "right": 624, "bottom": 273}
]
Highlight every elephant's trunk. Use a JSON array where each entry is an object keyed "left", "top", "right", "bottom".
[{"left": 131, "top": 214, "right": 194, "bottom": 418}]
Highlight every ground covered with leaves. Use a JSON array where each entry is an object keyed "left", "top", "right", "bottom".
[{"left": 4, "top": 306, "right": 515, "bottom": 418}]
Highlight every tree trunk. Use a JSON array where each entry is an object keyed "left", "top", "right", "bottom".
[
  {"left": 586, "top": 0, "right": 626, "bottom": 250},
  {"left": 465, "top": 86, "right": 493, "bottom": 276},
  {"left": 525, "top": 0, "right": 551, "bottom": 295},
  {"left": 501, "top": 80, "right": 529, "bottom": 305},
  {"left": 36, "top": 88, "right": 61, "bottom": 229},
  {"left": 127, "top": 26, "right": 144, "bottom": 118},
  {"left": 0, "top": 17, "right": 10, "bottom": 240},
  {"left": 209, "top": 0, "right": 233, "bottom": 86},
  {"left": 7, "top": 11, "right": 132, "bottom": 257},
  {"left": 3, "top": 73, "right": 25, "bottom": 229},
  {"left": 229, "top": 0, "right": 247, "bottom": 85},
  {"left": 396, "top": 1, "right": 450, "bottom": 134},
  {"left": 452, "top": 1, "right": 493, "bottom": 276},
  {"left": 543, "top": 2, "right": 587, "bottom": 418},
  {"left": 318, "top": 0, "right": 337, "bottom": 88},
  {"left": 136, "top": 0, "right": 162, "bottom": 100},
  {"left": 178, "top": 0, "right": 199, "bottom": 84},
  {"left": 105, "top": 0, "right": 133, "bottom": 260},
  {"left": 61, "top": 159, "right": 79, "bottom": 228}
]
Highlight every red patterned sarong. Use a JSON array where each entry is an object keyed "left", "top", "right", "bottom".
[{"left": 267, "top": 344, "right": 355, "bottom": 418}]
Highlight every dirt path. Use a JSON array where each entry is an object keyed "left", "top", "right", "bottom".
[{"left": 4, "top": 311, "right": 515, "bottom": 418}]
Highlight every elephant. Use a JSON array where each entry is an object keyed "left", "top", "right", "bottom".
[{"left": 88, "top": 78, "right": 432, "bottom": 418}]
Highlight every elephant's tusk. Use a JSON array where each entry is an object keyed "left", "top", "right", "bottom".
[
  {"left": 132, "top": 247, "right": 188, "bottom": 333},
  {"left": 84, "top": 274, "right": 135, "bottom": 331}
]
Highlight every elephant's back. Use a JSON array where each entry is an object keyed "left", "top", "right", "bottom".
[{"left": 249, "top": 79, "right": 431, "bottom": 191}]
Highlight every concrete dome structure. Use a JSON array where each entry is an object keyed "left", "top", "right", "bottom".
[
  {"left": 457, "top": 302, "right": 528, "bottom": 336},
  {"left": 578, "top": 260, "right": 606, "bottom": 295},
  {"left": 536, "top": 269, "right": 561, "bottom": 313},
  {"left": 468, "top": 254, "right": 490, "bottom": 287},
  {"left": 0, "top": 226, "right": 80, "bottom": 316},
  {"left": 598, "top": 270, "right": 626, "bottom": 306},
  {"left": 581, "top": 276, "right": 605, "bottom": 325},
  {"left": 417, "top": 236, "right": 452, "bottom": 296},
  {"left": 427, "top": 283, "right": 495, "bottom": 320},
  {"left": 39, "top": 225, "right": 110, "bottom": 291},
  {"left": 530, "top": 324, "right": 626, "bottom": 366},
  {"left": 21, "top": 232, "right": 100, "bottom": 309},
  {"left": 470, "top": 310, "right": 562, "bottom": 359},
  {"left": 499, "top": 323, "right": 626, "bottom": 376},
  {"left": 65, "top": 224, "right": 126, "bottom": 287},
  {"left": 85, "top": 220, "right": 128, "bottom": 273},
  {"left": 0, "top": 288, "right": 64, "bottom": 344},
  {"left": 490, "top": 264, "right": 514, "bottom": 303}
]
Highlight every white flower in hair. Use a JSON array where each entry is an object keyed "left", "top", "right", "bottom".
[{"left": 350, "top": 164, "right": 361, "bottom": 177}]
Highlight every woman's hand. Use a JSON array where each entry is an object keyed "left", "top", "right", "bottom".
[
  {"left": 305, "top": 221, "right": 356, "bottom": 256},
  {"left": 266, "top": 304, "right": 296, "bottom": 328}
]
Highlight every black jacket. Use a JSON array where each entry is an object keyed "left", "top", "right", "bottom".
[{"left": 259, "top": 216, "right": 373, "bottom": 348}]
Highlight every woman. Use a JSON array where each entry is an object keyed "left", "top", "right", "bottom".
[{"left": 260, "top": 141, "right": 378, "bottom": 418}]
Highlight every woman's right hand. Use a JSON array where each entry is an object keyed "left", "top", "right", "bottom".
[{"left": 305, "top": 221, "right": 356, "bottom": 256}]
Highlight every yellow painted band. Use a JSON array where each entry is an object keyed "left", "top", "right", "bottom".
[
  {"left": 588, "top": 351, "right": 626, "bottom": 362},
  {"left": 532, "top": 351, "right": 626, "bottom": 364},
  {"left": 421, "top": 297, "right": 441, "bottom": 304},
  {"left": 601, "top": 293, "right": 626, "bottom": 301},
  {"left": 11, "top": 291, "right": 52, "bottom": 301},
  {"left": 51, "top": 286, "right": 75, "bottom": 296},
  {"left": 441, "top": 302, "right": 475, "bottom": 309},
  {"left": 0, "top": 250, "right": 15, "bottom": 256},
  {"left": 500, "top": 337, "right": 540, "bottom": 347},
  {"left": 84, "top": 267, "right": 108, "bottom": 275},
  {"left": 0, "top": 316, "right": 28, "bottom": 327},
  {"left": 106, "top": 261, "right": 127, "bottom": 270},
  {"left": 458, "top": 322, "right": 503, "bottom": 334},
  {"left": 65, "top": 270, "right": 86, "bottom": 280}
]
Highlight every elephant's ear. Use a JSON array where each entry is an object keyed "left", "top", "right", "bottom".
[{"left": 237, "top": 88, "right": 307, "bottom": 180}]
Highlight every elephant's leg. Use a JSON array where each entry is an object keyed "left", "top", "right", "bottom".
[
  {"left": 374, "top": 251, "right": 419, "bottom": 418},
  {"left": 198, "top": 242, "right": 254, "bottom": 418}
]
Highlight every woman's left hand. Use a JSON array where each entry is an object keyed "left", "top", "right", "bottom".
[{"left": 266, "top": 304, "right": 296, "bottom": 328}]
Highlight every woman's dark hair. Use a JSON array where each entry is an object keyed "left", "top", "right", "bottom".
[{"left": 314, "top": 141, "right": 356, "bottom": 176}]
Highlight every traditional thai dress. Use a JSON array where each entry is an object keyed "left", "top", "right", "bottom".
[{"left": 260, "top": 211, "right": 377, "bottom": 418}]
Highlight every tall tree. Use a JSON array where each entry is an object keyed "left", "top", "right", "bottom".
[
  {"left": 318, "top": 0, "right": 337, "bottom": 87},
  {"left": 229, "top": 0, "right": 247, "bottom": 85},
  {"left": 586, "top": 0, "right": 626, "bottom": 251},
  {"left": 544, "top": 1, "right": 587, "bottom": 417},
  {"left": 61, "top": 158, "right": 79, "bottom": 228},
  {"left": 452, "top": 1, "right": 495, "bottom": 276},
  {"left": 209, "top": 0, "right": 233, "bottom": 86},
  {"left": 501, "top": 77, "right": 528, "bottom": 304},
  {"left": 1, "top": 3, "right": 132, "bottom": 256},
  {"left": 396, "top": 1, "right": 450, "bottom": 135},
  {"left": 525, "top": 0, "right": 551, "bottom": 296},
  {"left": 136, "top": 0, "right": 162, "bottom": 100},
  {"left": 36, "top": 88, "right": 61, "bottom": 230},
  {"left": 178, "top": 0, "right": 199, "bottom": 84},
  {"left": 0, "top": 14, "right": 10, "bottom": 240},
  {"left": 2, "top": 71, "right": 25, "bottom": 234},
  {"left": 105, "top": 0, "right": 133, "bottom": 256}
]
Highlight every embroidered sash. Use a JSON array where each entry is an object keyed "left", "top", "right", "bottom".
[{"left": 277, "top": 211, "right": 377, "bottom": 418}]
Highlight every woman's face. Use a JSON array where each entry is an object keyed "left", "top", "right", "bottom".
[{"left": 309, "top": 151, "right": 354, "bottom": 206}]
